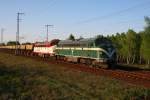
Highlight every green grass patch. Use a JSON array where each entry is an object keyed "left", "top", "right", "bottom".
[{"left": 0, "top": 52, "right": 150, "bottom": 100}]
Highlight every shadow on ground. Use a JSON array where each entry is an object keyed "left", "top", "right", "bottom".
[{"left": 114, "top": 64, "right": 150, "bottom": 71}]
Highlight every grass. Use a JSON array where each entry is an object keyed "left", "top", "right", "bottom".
[{"left": 0, "top": 52, "right": 150, "bottom": 100}]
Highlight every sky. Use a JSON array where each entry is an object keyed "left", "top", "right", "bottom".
[{"left": 0, "top": 0, "right": 150, "bottom": 43}]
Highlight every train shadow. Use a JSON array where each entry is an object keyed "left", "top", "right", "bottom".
[{"left": 113, "top": 64, "right": 150, "bottom": 72}]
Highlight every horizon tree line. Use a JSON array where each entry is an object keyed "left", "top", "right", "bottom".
[{"left": 107, "top": 16, "right": 150, "bottom": 66}]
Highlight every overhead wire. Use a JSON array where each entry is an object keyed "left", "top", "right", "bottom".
[{"left": 76, "top": 0, "right": 150, "bottom": 24}]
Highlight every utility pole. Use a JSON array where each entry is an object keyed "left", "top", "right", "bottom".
[
  {"left": 45, "top": 25, "right": 53, "bottom": 42},
  {"left": 1, "top": 28, "right": 4, "bottom": 44},
  {"left": 16, "top": 12, "right": 24, "bottom": 55}
]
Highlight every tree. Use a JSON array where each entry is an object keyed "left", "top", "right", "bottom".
[
  {"left": 140, "top": 17, "right": 150, "bottom": 66},
  {"left": 144, "top": 16, "right": 150, "bottom": 33},
  {"left": 68, "top": 34, "right": 75, "bottom": 41},
  {"left": 136, "top": 33, "right": 142, "bottom": 64},
  {"left": 95, "top": 35, "right": 110, "bottom": 47},
  {"left": 118, "top": 33, "right": 128, "bottom": 63},
  {"left": 79, "top": 36, "right": 84, "bottom": 40},
  {"left": 22, "top": 42, "right": 32, "bottom": 45},
  {"left": 104, "top": 17, "right": 150, "bottom": 66},
  {"left": 126, "top": 29, "right": 138, "bottom": 64},
  {"left": 7, "top": 41, "right": 20, "bottom": 45},
  {"left": 0, "top": 43, "right": 5, "bottom": 46},
  {"left": 140, "top": 33, "right": 150, "bottom": 65}
]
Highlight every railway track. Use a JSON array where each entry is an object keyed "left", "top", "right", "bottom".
[
  {"left": 29, "top": 56, "right": 150, "bottom": 88},
  {"left": 1, "top": 49, "right": 150, "bottom": 88}
]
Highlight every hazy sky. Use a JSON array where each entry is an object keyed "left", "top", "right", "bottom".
[{"left": 0, "top": 0, "right": 150, "bottom": 43}]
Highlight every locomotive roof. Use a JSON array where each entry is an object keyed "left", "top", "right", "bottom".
[
  {"left": 58, "top": 38, "right": 111, "bottom": 45},
  {"left": 57, "top": 37, "right": 114, "bottom": 48},
  {"left": 58, "top": 38, "right": 95, "bottom": 45}
]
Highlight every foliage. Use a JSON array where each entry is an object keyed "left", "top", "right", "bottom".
[
  {"left": 144, "top": 16, "right": 150, "bottom": 33},
  {"left": 108, "top": 17, "right": 150, "bottom": 66},
  {"left": 140, "top": 17, "right": 150, "bottom": 65},
  {"left": 95, "top": 35, "right": 111, "bottom": 47},
  {"left": 68, "top": 34, "right": 75, "bottom": 41},
  {"left": 0, "top": 43, "right": 5, "bottom": 46},
  {"left": 7, "top": 41, "right": 20, "bottom": 45},
  {"left": 22, "top": 42, "right": 32, "bottom": 45},
  {"left": 126, "top": 29, "right": 139, "bottom": 64},
  {"left": 76, "top": 36, "right": 84, "bottom": 41},
  {"left": 140, "top": 32, "right": 150, "bottom": 64}
]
